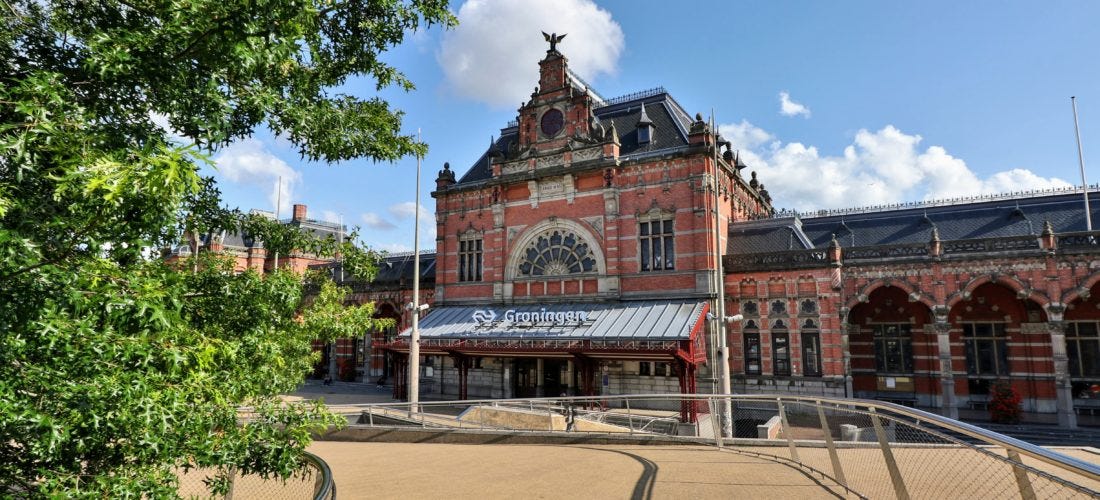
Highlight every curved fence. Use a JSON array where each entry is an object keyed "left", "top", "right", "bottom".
[
  {"left": 350, "top": 394, "right": 1100, "bottom": 499},
  {"left": 176, "top": 451, "right": 335, "bottom": 499}
]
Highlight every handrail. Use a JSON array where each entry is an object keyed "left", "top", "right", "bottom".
[
  {"left": 304, "top": 451, "right": 336, "bottom": 500},
  {"left": 348, "top": 393, "right": 1100, "bottom": 487}
]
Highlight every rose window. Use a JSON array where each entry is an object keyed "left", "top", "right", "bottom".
[{"left": 517, "top": 230, "right": 597, "bottom": 276}]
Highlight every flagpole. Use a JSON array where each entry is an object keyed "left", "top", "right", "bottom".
[{"left": 1072, "top": 97, "right": 1092, "bottom": 231}]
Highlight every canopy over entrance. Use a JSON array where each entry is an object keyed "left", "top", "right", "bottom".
[{"left": 381, "top": 300, "right": 709, "bottom": 363}]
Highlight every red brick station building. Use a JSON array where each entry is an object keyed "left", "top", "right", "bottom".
[{"left": 186, "top": 43, "right": 1100, "bottom": 427}]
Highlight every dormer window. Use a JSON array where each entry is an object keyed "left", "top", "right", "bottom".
[{"left": 636, "top": 102, "right": 655, "bottom": 144}]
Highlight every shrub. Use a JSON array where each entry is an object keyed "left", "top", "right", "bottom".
[{"left": 989, "top": 380, "right": 1022, "bottom": 424}]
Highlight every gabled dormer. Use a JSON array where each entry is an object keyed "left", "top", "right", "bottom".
[
  {"left": 514, "top": 34, "right": 607, "bottom": 154},
  {"left": 636, "top": 102, "right": 655, "bottom": 144}
]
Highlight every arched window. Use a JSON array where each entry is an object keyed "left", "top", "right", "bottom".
[
  {"left": 772, "top": 319, "right": 791, "bottom": 376},
  {"left": 516, "top": 229, "right": 597, "bottom": 276},
  {"left": 744, "top": 320, "right": 761, "bottom": 375}
]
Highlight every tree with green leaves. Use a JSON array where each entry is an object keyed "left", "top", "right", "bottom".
[{"left": 1, "top": 0, "right": 454, "bottom": 495}]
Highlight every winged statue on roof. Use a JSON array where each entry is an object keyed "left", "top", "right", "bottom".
[{"left": 542, "top": 31, "right": 566, "bottom": 52}]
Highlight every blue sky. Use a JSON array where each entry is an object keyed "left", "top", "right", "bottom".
[{"left": 202, "top": 1, "right": 1100, "bottom": 253}]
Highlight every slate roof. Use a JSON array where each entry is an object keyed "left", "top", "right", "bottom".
[
  {"left": 311, "top": 251, "right": 436, "bottom": 287},
  {"left": 455, "top": 89, "right": 695, "bottom": 185},
  {"left": 727, "top": 189, "right": 1100, "bottom": 255},
  {"left": 398, "top": 299, "right": 706, "bottom": 341}
]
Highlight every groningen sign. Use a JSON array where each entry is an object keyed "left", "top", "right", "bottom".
[{"left": 472, "top": 307, "right": 590, "bottom": 325}]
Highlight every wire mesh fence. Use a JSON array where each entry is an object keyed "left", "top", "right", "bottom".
[
  {"left": 349, "top": 394, "right": 1100, "bottom": 499},
  {"left": 175, "top": 452, "right": 335, "bottom": 499}
]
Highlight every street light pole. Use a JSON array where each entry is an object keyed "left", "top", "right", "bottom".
[
  {"left": 408, "top": 130, "right": 423, "bottom": 410},
  {"left": 710, "top": 112, "right": 733, "bottom": 438}
]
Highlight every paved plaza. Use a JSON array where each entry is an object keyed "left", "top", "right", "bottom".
[{"left": 289, "top": 383, "right": 1100, "bottom": 499}]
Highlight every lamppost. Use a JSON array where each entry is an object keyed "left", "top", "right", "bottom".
[{"left": 407, "top": 130, "right": 428, "bottom": 410}]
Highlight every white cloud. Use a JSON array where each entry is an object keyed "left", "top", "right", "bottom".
[
  {"left": 438, "top": 0, "right": 624, "bottom": 107},
  {"left": 319, "top": 210, "right": 343, "bottom": 224},
  {"left": 779, "top": 91, "right": 811, "bottom": 118},
  {"left": 213, "top": 139, "right": 301, "bottom": 215},
  {"left": 388, "top": 201, "right": 437, "bottom": 241},
  {"left": 720, "top": 121, "right": 1072, "bottom": 212},
  {"left": 361, "top": 212, "right": 397, "bottom": 231},
  {"left": 388, "top": 201, "right": 433, "bottom": 222},
  {"left": 722, "top": 120, "right": 775, "bottom": 150}
]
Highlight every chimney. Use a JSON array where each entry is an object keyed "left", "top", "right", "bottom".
[{"left": 292, "top": 204, "right": 307, "bottom": 221}]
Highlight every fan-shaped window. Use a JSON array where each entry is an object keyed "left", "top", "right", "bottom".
[
  {"left": 800, "top": 299, "right": 817, "bottom": 315},
  {"left": 742, "top": 301, "right": 759, "bottom": 317},
  {"left": 802, "top": 318, "right": 818, "bottom": 329},
  {"left": 770, "top": 300, "right": 787, "bottom": 316},
  {"left": 516, "top": 230, "right": 597, "bottom": 277}
]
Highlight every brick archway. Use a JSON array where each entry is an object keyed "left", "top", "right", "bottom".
[
  {"left": 947, "top": 274, "right": 1049, "bottom": 312},
  {"left": 846, "top": 279, "right": 935, "bottom": 311}
]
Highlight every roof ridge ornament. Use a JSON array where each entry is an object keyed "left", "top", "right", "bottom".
[{"left": 542, "top": 31, "right": 567, "bottom": 52}]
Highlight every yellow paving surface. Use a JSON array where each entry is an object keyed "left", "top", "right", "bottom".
[{"left": 306, "top": 441, "right": 848, "bottom": 499}]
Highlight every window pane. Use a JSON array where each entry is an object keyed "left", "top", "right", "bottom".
[
  {"left": 640, "top": 222, "right": 649, "bottom": 236},
  {"left": 802, "top": 333, "right": 821, "bottom": 377},
  {"left": 745, "top": 333, "right": 761, "bottom": 375},
  {"left": 774, "top": 334, "right": 790, "bottom": 376},
  {"left": 663, "top": 220, "right": 673, "bottom": 234},
  {"left": 664, "top": 236, "right": 675, "bottom": 270},
  {"left": 1077, "top": 322, "right": 1099, "bottom": 338},
  {"left": 965, "top": 340, "right": 978, "bottom": 374},
  {"left": 652, "top": 237, "right": 662, "bottom": 269},
  {"left": 1081, "top": 340, "right": 1100, "bottom": 377},
  {"left": 640, "top": 239, "right": 650, "bottom": 271},
  {"left": 976, "top": 339, "right": 996, "bottom": 375}
]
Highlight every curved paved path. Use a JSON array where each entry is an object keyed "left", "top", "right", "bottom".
[{"left": 307, "top": 441, "right": 846, "bottom": 499}]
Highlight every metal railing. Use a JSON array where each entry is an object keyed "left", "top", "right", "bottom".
[
  {"left": 349, "top": 394, "right": 1100, "bottom": 499},
  {"left": 176, "top": 451, "right": 335, "bottom": 499}
]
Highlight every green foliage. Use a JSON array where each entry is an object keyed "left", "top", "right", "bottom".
[{"left": 1, "top": 0, "right": 453, "bottom": 495}]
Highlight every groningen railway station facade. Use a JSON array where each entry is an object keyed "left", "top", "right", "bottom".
[{"left": 316, "top": 43, "right": 1100, "bottom": 427}]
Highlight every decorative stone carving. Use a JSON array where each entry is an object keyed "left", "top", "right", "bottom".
[
  {"left": 572, "top": 147, "right": 602, "bottom": 163},
  {"left": 582, "top": 216, "right": 604, "bottom": 239},
  {"left": 502, "top": 160, "right": 527, "bottom": 175},
  {"left": 536, "top": 155, "right": 565, "bottom": 170}
]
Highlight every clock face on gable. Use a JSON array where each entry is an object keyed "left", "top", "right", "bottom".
[{"left": 540, "top": 109, "right": 564, "bottom": 137}]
